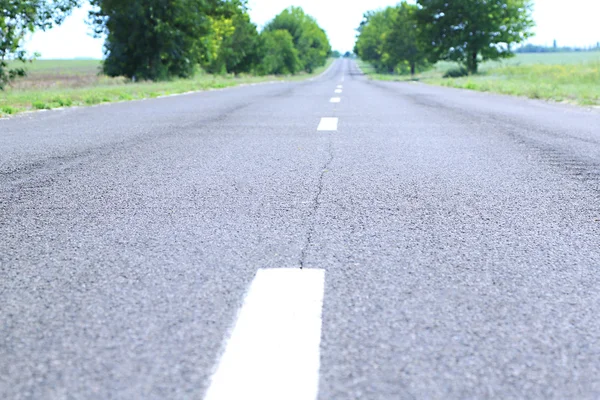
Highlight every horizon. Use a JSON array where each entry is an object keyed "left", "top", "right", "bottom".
[{"left": 25, "top": 0, "right": 600, "bottom": 60}]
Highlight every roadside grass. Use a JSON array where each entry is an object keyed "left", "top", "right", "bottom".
[
  {"left": 359, "top": 52, "right": 600, "bottom": 106},
  {"left": 0, "top": 58, "right": 335, "bottom": 117}
]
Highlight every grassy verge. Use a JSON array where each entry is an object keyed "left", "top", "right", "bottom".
[
  {"left": 0, "top": 58, "right": 335, "bottom": 117},
  {"left": 358, "top": 52, "right": 600, "bottom": 107}
]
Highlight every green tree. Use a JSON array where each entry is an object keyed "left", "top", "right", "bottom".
[
  {"left": 384, "top": 2, "right": 430, "bottom": 76},
  {"left": 416, "top": 0, "right": 535, "bottom": 74},
  {"left": 220, "top": 10, "right": 260, "bottom": 74},
  {"left": 354, "top": 7, "right": 397, "bottom": 73},
  {"left": 256, "top": 29, "right": 301, "bottom": 75},
  {"left": 202, "top": 3, "right": 260, "bottom": 74},
  {"left": 90, "top": 0, "right": 242, "bottom": 80},
  {"left": 0, "top": 0, "right": 80, "bottom": 89},
  {"left": 264, "top": 7, "right": 331, "bottom": 73}
]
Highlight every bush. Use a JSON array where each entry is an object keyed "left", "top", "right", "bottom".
[
  {"left": 32, "top": 101, "right": 50, "bottom": 110},
  {"left": 1, "top": 106, "right": 15, "bottom": 115},
  {"left": 443, "top": 67, "right": 469, "bottom": 78}
]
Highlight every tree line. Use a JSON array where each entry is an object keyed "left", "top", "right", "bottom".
[
  {"left": 0, "top": 0, "right": 332, "bottom": 89},
  {"left": 355, "top": 0, "right": 535, "bottom": 76},
  {"left": 516, "top": 43, "right": 600, "bottom": 54}
]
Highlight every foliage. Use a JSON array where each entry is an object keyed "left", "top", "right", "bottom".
[
  {"left": 443, "top": 66, "right": 469, "bottom": 78},
  {"left": 2, "top": 2, "right": 329, "bottom": 86},
  {"left": 416, "top": 0, "right": 535, "bottom": 74},
  {"left": 354, "top": 7, "right": 397, "bottom": 73},
  {"left": 263, "top": 7, "right": 331, "bottom": 73},
  {"left": 257, "top": 30, "right": 301, "bottom": 75},
  {"left": 201, "top": 1, "right": 260, "bottom": 74},
  {"left": 89, "top": 2, "right": 328, "bottom": 80},
  {"left": 384, "top": 2, "right": 430, "bottom": 76},
  {"left": 355, "top": 3, "right": 430, "bottom": 75},
  {"left": 89, "top": 0, "right": 228, "bottom": 80},
  {"left": 0, "top": 0, "right": 80, "bottom": 89}
]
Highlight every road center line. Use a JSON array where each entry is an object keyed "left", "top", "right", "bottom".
[
  {"left": 335, "top": 89, "right": 342, "bottom": 94},
  {"left": 204, "top": 269, "right": 326, "bottom": 400},
  {"left": 337, "top": 85, "right": 343, "bottom": 89},
  {"left": 330, "top": 97, "right": 341, "bottom": 103},
  {"left": 317, "top": 117, "right": 338, "bottom": 131}
]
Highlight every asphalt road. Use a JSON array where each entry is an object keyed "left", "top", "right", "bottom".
[{"left": 1, "top": 59, "right": 600, "bottom": 399}]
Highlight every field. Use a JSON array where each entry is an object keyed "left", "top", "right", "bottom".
[
  {"left": 359, "top": 52, "right": 600, "bottom": 106},
  {"left": 0, "top": 59, "right": 335, "bottom": 117}
]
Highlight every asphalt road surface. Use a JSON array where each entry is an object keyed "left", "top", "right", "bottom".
[{"left": 2, "top": 59, "right": 600, "bottom": 399}]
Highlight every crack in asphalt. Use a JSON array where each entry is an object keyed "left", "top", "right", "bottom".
[{"left": 299, "top": 129, "right": 335, "bottom": 270}]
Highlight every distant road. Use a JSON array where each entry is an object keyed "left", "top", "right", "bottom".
[{"left": 2, "top": 59, "right": 600, "bottom": 399}]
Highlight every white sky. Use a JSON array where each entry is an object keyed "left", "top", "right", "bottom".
[{"left": 25, "top": 0, "right": 600, "bottom": 59}]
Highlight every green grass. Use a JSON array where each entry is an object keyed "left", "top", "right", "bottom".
[
  {"left": 7, "top": 59, "right": 102, "bottom": 73},
  {"left": 360, "top": 52, "right": 600, "bottom": 106},
  {"left": 0, "top": 58, "right": 335, "bottom": 117}
]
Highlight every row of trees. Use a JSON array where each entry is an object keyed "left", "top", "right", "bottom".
[
  {"left": 516, "top": 43, "right": 600, "bottom": 53},
  {"left": 0, "top": 1, "right": 332, "bottom": 88},
  {"left": 355, "top": 0, "right": 535, "bottom": 76}
]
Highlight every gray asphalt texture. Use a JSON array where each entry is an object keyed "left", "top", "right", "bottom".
[{"left": 1, "top": 59, "right": 600, "bottom": 399}]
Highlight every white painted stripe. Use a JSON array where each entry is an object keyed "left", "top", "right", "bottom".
[
  {"left": 317, "top": 117, "right": 338, "bottom": 131},
  {"left": 337, "top": 85, "right": 343, "bottom": 89},
  {"left": 330, "top": 97, "right": 341, "bottom": 103},
  {"left": 335, "top": 89, "right": 342, "bottom": 94},
  {"left": 205, "top": 269, "right": 325, "bottom": 400}
]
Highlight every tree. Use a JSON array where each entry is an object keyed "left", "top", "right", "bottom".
[
  {"left": 220, "top": 10, "right": 260, "bottom": 74},
  {"left": 384, "top": 2, "right": 430, "bottom": 76},
  {"left": 0, "top": 0, "right": 80, "bottom": 90},
  {"left": 354, "top": 7, "right": 397, "bottom": 73},
  {"left": 202, "top": 3, "right": 260, "bottom": 74},
  {"left": 90, "top": 0, "right": 245, "bottom": 80},
  {"left": 256, "top": 29, "right": 301, "bottom": 75},
  {"left": 416, "top": 0, "right": 535, "bottom": 74},
  {"left": 264, "top": 7, "right": 331, "bottom": 73}
]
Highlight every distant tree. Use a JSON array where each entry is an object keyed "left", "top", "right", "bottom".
[
  {"left": 416, "top": 0, "right": 535, "bottom": 74},
  {"left": 256, "top": 29, "right": 301, "bottom": 75},
  {"left": 201, "top": 1, "right": 260, "bottom": 74},
  {"left": 515, "top": 43, "right": 599, "bottom": 53},
  {"left": 354, "top": 7, "right": 398, "bottom": 73},
  {"left": 384, "top": 2, "right": 430, "bottom": 76},
  {"left": 264, "top": 7, "right": 331, "bottom": 73},
  {"left": 331, "top": 50, "right": 342, "bottom": 58},
  {"left": 0, "top": 0, "right": 80, "bottom": 89}
]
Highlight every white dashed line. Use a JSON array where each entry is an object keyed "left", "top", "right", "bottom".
[
  {"left": 337, "top": 85, "right": 343, "bottom": 89},
  {"left": 204, "top": 269, "right": 326, "bottom": 400},
  {"left": 330, "top": 97, "right": 341, "bottom": 103},
  {"left": 335, "top": 89, "right": 342, "bottom": 94},
  {"left": 317, "top": 117, "right": 339, "bottom": 131}
]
